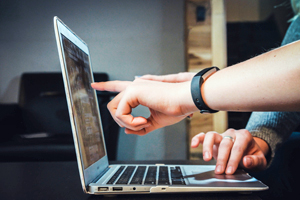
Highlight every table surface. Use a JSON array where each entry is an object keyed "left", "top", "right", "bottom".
[{"left": 0, "top": 160, "right": 261, "bottom": 200}]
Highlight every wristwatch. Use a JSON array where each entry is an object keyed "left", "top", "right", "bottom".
[{"left": 191, "top": 67, "right": 219, "bottom": 114}]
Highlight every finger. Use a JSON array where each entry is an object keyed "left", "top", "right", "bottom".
[
  {"left": 106, "top": 92, "right": 124, "bottom": 127},
  {"left": 106, "top": 92, "right": 150, "bottom": 130},
  {"left": 115, "top": 113, "right": 150, "bottom": 131},
  {"left": 191, "top": 133, "right": 205, "bottom": 148},
  {"left": 125, "top": 128, "right": 148, "bottom": 136},
  {"left": 114, "top": 91, "right": 152, "bottom": 131},
  {"left": 202, "top": 132, "right": 223, "bottom": 162},
  {"left": 91, "top": 81, "right": 132, "bottom": 92},
  {"left": 139, "top": 74, "right": 180, "bottom": 83},
  {"left": 215, "top": 135, "right": 235, "bottom": 174},
  {"left": 225, "top": 132, "right": 252, "bottom": 174},
  {"left": 212, "top": 144, "right": 219, "bottom": 160},
  {"left": 124, "top": 123, "right": 157, "bottom": 136},
  {"left": 124, "top": 111, "right": 185, "bottom": 136},
  {"left": 242, "top": 153, "right": 267, "bottom": 171},
  {"left": 140, "top": 72, "right": 195, "bottom": 83}
]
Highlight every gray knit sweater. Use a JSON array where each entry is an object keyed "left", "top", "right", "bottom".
[{"left": 246, "top": 16, "right": 300, "bottom": 161}]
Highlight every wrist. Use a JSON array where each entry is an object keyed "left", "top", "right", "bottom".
[
  {"left": 179, "top": 81, "right": 199, "bottom": 115},
  {"left": 253, "top": 137, "right": 270, "bottom": 157}
]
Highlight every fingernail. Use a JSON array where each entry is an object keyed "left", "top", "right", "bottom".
[
  {"left": 226, "top": 166, "right": 233, "bottom": 174},
  {"left": 204, "top": 151, "right": 210, "bottom": 159},
  {"left": 191, "top": 139, "right": 197, "bottom": 147},
  {"left": 216, "top": 165, "right": 223, "bottom": 173}
]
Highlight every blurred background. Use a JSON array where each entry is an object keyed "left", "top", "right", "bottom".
[{"left": 0, "top": 0, "right": 293, "bottom": 161}]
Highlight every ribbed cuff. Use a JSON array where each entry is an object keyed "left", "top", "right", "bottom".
[{"left": 249, "top": 127, "right": 283, "bottom": 167}]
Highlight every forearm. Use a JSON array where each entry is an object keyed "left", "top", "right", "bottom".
[{"left": 201, "top": 40, "right": 300, "bottom": 112}]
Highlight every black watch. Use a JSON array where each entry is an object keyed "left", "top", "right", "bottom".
[{"left": 191, "top": 67, "right": 219, "bottom": 114}]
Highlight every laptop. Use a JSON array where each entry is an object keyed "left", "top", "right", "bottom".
[{"left": 53, "top": 16, "right": 268, "bottom": 195}]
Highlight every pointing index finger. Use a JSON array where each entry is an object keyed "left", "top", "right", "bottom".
[{"left": 91, "top": 81, "right": 132, "bottom": 92}]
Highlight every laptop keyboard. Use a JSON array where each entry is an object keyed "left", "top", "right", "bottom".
[{"left": 107, "top": 166, "right": 185, "bottom": 185}]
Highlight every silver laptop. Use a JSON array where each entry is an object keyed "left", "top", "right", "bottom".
[{"left": 53, "top": 16, "right": 268, "bottom": 195}]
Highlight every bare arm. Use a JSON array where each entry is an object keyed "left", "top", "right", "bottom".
[{"left": 199, "top": 40, "right": 300, "bottom": 112}]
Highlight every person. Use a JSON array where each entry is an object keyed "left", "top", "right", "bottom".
[{"left": 91, "top": 1, "right": 300, "bottom": 198}]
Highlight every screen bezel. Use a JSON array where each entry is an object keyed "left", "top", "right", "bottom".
[{"left": 54, "top": 16, "right": 109, "bottom": 192}]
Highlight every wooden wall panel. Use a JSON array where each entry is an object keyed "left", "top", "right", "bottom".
[{"left": 185, "top": 0, "right": 227, "bottom": 160}]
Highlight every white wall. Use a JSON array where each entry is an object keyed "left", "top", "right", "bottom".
[{"left": 0, "top": 0, "right": 187, "bottom": 160}]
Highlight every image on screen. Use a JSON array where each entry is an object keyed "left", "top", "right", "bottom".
[{"left": 61, "top": 34, "right": 105, "bottom": 169}]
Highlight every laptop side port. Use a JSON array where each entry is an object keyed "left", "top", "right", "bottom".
[
  {"left": 98, "top": 187, "right": 109, "bottom": 191},
  {"left": 113, "top": 187, "right": 123, "bottom": 191}
]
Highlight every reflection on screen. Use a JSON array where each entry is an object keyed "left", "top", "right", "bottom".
[{"left": 62, "top": 34, "right": 105, "bottom": 169}]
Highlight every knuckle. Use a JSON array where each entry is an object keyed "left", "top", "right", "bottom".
[
  {"left": 226, "top": 128, "right": 235, "bottom": 134},
  {"left": 115, "top": 112, "right": 122, "bottom": 120},
  {"left": 232, "top": 144, "right": 244, "bottom": 154},
  {"left": 240, "top": 129, "right": 253, "bottom": 143},
  {"left": 107, "top": 101, "right": 112, "bottom": 109},
  {"left": 206, "top": 131, "right": 217, "bottom": 137}
]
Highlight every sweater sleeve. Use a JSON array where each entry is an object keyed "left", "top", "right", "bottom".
[{"left": 246, "top": 112, "right": 300, "bottom": 161}]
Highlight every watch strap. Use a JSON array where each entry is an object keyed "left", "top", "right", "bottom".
[{"left": 191, "top": 67, "right": 219, "bottom": 113}]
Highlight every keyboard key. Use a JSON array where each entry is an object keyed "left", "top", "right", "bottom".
[
  {"left": 171, "top": 166, "right": 186, "bottom": 185},
  {"left": 144, "top": 166, "right": 157, "bottom": 185},
  {"left": 116, "top": 166, "right": 136, "bottom": 184},
  {"left": 158, "top": 166, "right": 170, "bottom": 185},
  {"left": 107, "top": 166, "right": 125, "bottom": 184},
  {"left": 130, "top": 166, "right": 146, "bottom": 185}
]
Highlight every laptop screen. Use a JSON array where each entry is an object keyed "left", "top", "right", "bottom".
[{"left": 61, "top": 34, "right": 105, "bottom": 169}]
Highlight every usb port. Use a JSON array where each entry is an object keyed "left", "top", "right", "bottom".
[
  {"left": 98, "top": 187, "right": 109, "bottom": 191},
  {"left": 113, "top": 187, "right": 123, "bottom": 191}
]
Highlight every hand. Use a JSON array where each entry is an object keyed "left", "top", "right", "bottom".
[
  {"left": 139, "top": 72, "right": 196, "bottom": 118},
  {"left": 140, "top": 72, "right": 196, "bottom": 83},
  {"left": 191, "top": 129, "right": 268, "bottom": 174},
  {"left": 91, "top": 79, "right": 198, "bottom": 135}
]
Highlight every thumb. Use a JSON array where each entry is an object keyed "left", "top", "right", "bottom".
[{"left": 242, "top": 154, "right": 267, "bottom": 171}]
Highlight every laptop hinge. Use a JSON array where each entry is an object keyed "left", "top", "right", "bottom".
[{"left": 90, "top": 167, "right": 110, "bottom": 184}]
